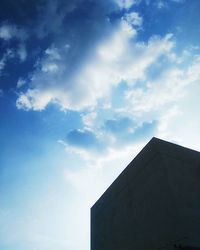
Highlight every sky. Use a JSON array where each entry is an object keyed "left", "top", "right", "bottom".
[{"left": 1, "top": 0, "right": 200, "bottom": 249}]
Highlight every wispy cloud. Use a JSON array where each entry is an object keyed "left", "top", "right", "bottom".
[
  {"left": 16, "top": 89, "right": 54, "bottom": 111},
  {"left": 16, "top": 16, "right": 173, "bottom": 112},
  {"left": 17, "top": 78, "right": 26, "bottom": 89},
  {"left": 123, "top": 12, "right": 143, "bottom": 27},
  {"left": 17, "top": 43, "right": 27, "bottom": 62},
  {"left": 0, "top": 49, "right": 14, "bottom": 74},
  {"left": 114, "top": 0, "right": 140, "bottom": 9},
  {"left": 65, "top": 129, "right": 103, "bottom": 150},
  {"left": 0, "top": 23, "right": 28, "bottom": 75},
  {"left": 0, "top": 23, "right": 28, "bottom": 41},
  {"left": 13, "top": 0, "right": 200, "bottom": 162}
]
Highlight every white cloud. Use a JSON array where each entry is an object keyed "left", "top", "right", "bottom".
[
  {"left": 14, "top": 10, "right": 200, "bottom": 159},
  {"left": 156, "top": 1, "right": 167, "bottom": 9},
  {"left": 122, "top": 12, "right": 143, "bottom": 27},
  {"left": 0, "top": 24, "right": 15, "bottom": 40},
  {"left": 0, "top": 31, "right": 27, "bottom": 74},
  {"left": 18, "top": 44, "right": 27, "bottom": 62},
  {"left": 45, "top": 45, "right": 61, "bottom": 60},
  {"left": 82, "top": 112, "right": 97, "bottom": 129},
  {"left": 186, "top": 56, "right": 200, "bottom": 82},
  {"left": 0, "top": 23, "right": 27, "bottom": 41},
  {"left": 40, "top": 45, "right": 62, "bottom": 73},
  {"left": 97, "top": 20, "right": 136, "bottom": 62},
  {"left": 155, "top": 80, "right": 200, "bottom": 152},
  {"left": 17, "top": 78, "right": 26, "bottom": 88},
  {"left": 41, "top": 62, "right": 59, "bottom": 73},
  {"left": 16, "top": 18, "right": 175, "bottom": 112},
  {"left": 0, "top": 49, "right": 14, "bottom": 74},
  {"left": 156, "top": 106, "right": 181, "bottom": 138},
  {"left": 14, "top": 9, "right": 200, "bottom": 176},
  {"left": 16, "top": 89, "right": 54, "bottom": 111},
  {"left": 114, "top": 0, "right": 139, "bottom": 9},
  {"left": 125, "top": 55, "right": 200, "bottom": 117},
  {"left": 0, "top": 89, "right": 3, "bottom": 97},
  {"left": 0, "top": 27, "right": 27, "bottom": 74},
  {"left": 0, "top": 58, "right": 4, "bottom": 72},
  {"left": 16, "top": 19, "right": 137, "bottom": 111},
  {"left": 146, "top": 0, "right": 184, "bottom": 6},
  {"left": 125, "top": 67, "right": 185, "bottom": 114}
]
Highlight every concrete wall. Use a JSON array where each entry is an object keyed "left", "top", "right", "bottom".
[{"left": 91, "top": 138, "right": 200, "bottom": 250}]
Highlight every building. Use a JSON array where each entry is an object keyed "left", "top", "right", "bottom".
[{"left": 91, "top": 138, "right": 200, "bottom": 250}]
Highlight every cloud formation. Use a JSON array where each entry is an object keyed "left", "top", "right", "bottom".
[
  {"left": 14, "top": 0, "right": 200, "bottom": 164},
  {"left": 65, "top": 129, "right": 101, "bottom": 150},
  {"left": 0, "top": 49, "right": 14, "bottom": 74},
  {"left": 0, "top": 23, "right": 27, "bottom": 41},
  {"left": 0, "top": 0, "right": 198, "bottom": 164},
  {"left": 11, "top": 0, "right": 200, "bottom": 166},
  {"left": 16, "top": 15, "right": 174, "bottom": 112},
  {"left": 114, "top": 0, "right": 139, "bottom": 9}
]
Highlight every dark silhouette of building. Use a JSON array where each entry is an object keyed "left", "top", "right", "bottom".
[{"left": 91, "top": 138, "right": 200, "bottom": 250}]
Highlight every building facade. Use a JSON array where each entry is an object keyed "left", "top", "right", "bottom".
[{"left": 91, "top": 138, "right": 200, "bottom": 250}]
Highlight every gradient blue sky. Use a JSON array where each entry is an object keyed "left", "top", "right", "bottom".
[{"left": 1, "top": 0, "right": 200, "bottom": 249}]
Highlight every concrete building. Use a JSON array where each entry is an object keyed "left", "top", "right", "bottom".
[{"left": 91, "top": 138, "right": 200, "bottom": 250}]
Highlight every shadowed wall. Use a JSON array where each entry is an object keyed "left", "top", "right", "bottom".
[{"left": 91, "top": 138, "right": 200, "bottom": 250}]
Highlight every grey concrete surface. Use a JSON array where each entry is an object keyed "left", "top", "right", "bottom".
[{"left": 91, "top": 137, "right": 200, "bottom": 250}]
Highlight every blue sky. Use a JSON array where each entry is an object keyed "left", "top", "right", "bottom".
[{"left": 1, "top": 0, "right": 200, "bottom": 249}]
